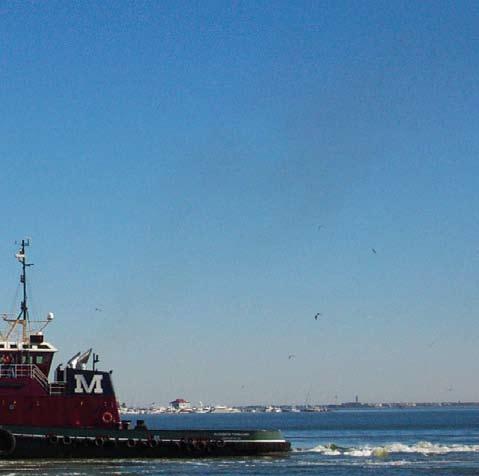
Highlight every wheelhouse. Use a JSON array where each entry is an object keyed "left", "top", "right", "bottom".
[
  {"left": 0, "top": 239, "right": 57, "bottom": 380},
  {"left": 0, "top": 334, "right": 56, "bottom": 377}
]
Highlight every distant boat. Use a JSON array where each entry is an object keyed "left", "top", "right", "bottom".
[
  {"left": 303, "top": 405, "right": 329, "bottom": 413},
  {"left": 119, "top": 408, "right": 141, "bottom": 415},
  {"left": 265, "top": 405, "right": 282, "bottom": 413},
  {"left": 210, "top": 405, "right": 241, "bottom": 413}
]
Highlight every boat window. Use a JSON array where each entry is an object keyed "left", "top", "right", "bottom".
[
  {"left": 21, "top": 355, "right": 33, "bottom": 364},
  {"left": 10, "top": 344, "right": 17, "bottom": 349},
  {"left": 36, "top": 355, "right": 44, "bottom": 364}
]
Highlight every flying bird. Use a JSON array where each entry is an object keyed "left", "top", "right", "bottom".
[
  {"left": 95, "top": 307, "right": 103, "bottom": 312},
  {"left": 288, "top": 354, "right": 296, "bottom": 360},
  {"left": 314, "top": 313, "right": 322, "bottom": 320},
  {"left": 371, "top": 248, "right": 377, "bottom": 254}
]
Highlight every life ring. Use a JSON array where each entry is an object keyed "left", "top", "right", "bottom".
[
  {"left": 102, "top": 412, "right": 113, "bottom": 424},
  {"left": 0, "top": 429, "right": 16, "bottom": 457}
]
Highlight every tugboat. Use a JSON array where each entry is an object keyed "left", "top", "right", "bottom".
[{"left": 0, "top": 240, "right": 290, "bottom": 458}]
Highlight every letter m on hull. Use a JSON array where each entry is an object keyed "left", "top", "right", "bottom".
[
  {"left": 74, "top": 374, "right": 104, "bottom": 394},
  {"left": 66, "top": 369, "right": 115, "bottom": 396}
]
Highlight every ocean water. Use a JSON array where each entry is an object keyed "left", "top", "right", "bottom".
[{"left": 2, "top": 407, "right": 479, "bottom": 475}]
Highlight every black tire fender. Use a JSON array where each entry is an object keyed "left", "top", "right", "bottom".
[
  {"left": 148, "top": 438, "right": 158, "bottom": 448},
  {"left": 196, "top": 439, "right": 208, "bottom": 451},
  {"left": 0, "top": 429, "right": 16, "bottom": 457}
]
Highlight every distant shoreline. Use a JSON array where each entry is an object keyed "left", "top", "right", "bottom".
[{"left": 120, "top": 401, "right": 479, "bottom": 416}]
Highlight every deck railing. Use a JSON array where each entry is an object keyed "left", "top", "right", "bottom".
[
  {"left": 49, "top": 382, "right": 66, "bottom": 395},
  {"left": 0, "top": 363, "right": 50, "bottom": 393}
]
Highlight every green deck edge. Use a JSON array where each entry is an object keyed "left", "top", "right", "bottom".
[{"left": 1, "top": 425, "right": 286, "bottom": 442}]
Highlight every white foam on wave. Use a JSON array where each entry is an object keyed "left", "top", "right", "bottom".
[
  {"left": 303, "top": 441, "right": 479, "bottom": 457},
  {"left": 384, "top": 441, "right": 479, "bottom": 455},
  {"left": 303, "top": 444, "right": 341, "bottom": 456}
]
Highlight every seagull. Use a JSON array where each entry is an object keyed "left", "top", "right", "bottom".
[
  {"left": 317, "top": 225, "right": 323, "bottom": 231},
  {"left": 95, "top": 307, "right": 103, "bottom": 312},
  {"left": 288, "top": 354, "right": 296, "bottom": 360},
  {"left": 314, "top": 313, "right": 322, "bottom": 320},
  {"left": 371, "top": 248, "right": 377, "bottom": 254}
]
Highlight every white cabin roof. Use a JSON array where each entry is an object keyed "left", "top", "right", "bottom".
[{"left": 0, "top": 341, "right": 57, "bottom": 352}]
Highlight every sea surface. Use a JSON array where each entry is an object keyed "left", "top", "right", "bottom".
[{"left": 2, "top": 407, "right": 479, "bottom": 475}]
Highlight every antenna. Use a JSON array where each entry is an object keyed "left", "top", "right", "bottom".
[
  {"left": 2, "top": 240, "right": 53, "bottom": 344},
  {"left": 93, "top": 353, "right": 100, "bottom": 372},
  {"left": 14, "top": 239, "right": 34, "bottom": 342}
]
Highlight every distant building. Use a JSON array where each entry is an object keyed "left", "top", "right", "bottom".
[
  {"left": 342, "top": 395, "right": 362, "bottom": 408},
  {"left": 170, "top": 398, "right": 190, "bottom": 410}
]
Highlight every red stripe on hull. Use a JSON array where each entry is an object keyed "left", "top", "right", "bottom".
[{"left": 0, "top": 379, "right": 119, "bottom": 428}]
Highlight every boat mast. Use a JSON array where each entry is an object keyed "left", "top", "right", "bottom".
[{"left": 16, "top": 239, "right": 32, "bottom": 341}]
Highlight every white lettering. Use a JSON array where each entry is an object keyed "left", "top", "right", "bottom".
[{"left": 74, "top": 374, "right": 104, "bottom": 394}]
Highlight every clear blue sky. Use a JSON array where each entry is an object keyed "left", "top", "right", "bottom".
[{"left": 0, "top": 1, "right": 478, "bottom": 406}]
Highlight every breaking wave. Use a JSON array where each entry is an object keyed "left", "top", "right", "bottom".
[{"left": 302, "top": 441, "right": 479, "bottom": 457}]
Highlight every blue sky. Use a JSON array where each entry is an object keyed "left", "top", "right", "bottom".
[{"left": 0, "top": 1, "right": 478, "bottom": 406}]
